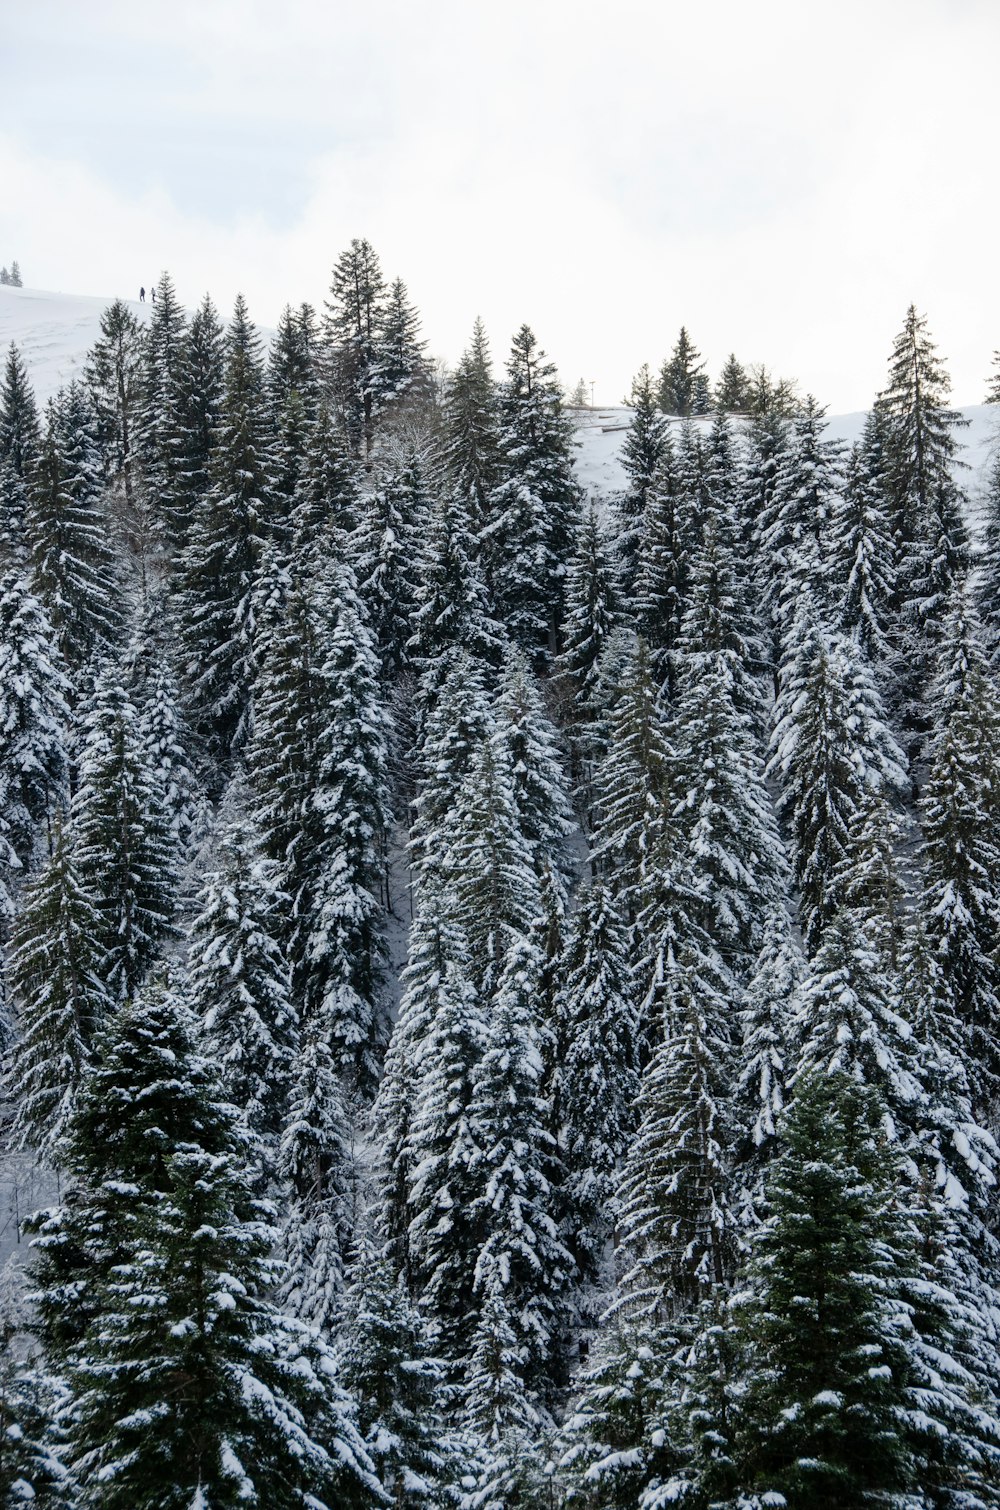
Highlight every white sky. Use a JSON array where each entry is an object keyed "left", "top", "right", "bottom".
[{"left": 1, "top": 0, "right": 997, "bottom": 411}]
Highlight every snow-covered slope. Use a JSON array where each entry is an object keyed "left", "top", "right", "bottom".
[
  {"left": 2, "top": 284, "right": 996, "bottom": 502},
  {"left": 0, "top": 284, "right": 152, "bottom": 406}
]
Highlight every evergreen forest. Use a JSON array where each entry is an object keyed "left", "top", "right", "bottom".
[{"left": 3, "top": 242, "right": 1000, "bottom": 1508}]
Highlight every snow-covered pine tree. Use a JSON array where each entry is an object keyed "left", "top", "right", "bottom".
[
  {"left": 613, "top": 947, "right": 735, "bottom": 1326},
  {"left": 768, "top": 603, "right": 907, "bottom": 955},
  {"left": 84, "top": 298, "right": 144, "bottom": 517},
  {"left": 832, "top": 406, "right": 898, "bottom": 666},
  {"left": 188, "top": 811, "right": 297, "bottom": 1160},
  {"left": 135, "top": 642, "right": 201, "bottom": 857},
  {"left": 556, "top": 881, "right": 639, "bottom": 1291},
  {"left": 323, "top": 237, "right": 387, "bottom": 464},
  {"left": 446, "top": 734, "right": 542, "bottom": 999},
  {"left": 28, "top": 976, "right": 379, "bottom": 1508},
  {"left": 372, "top": 882, "right": 470, "bottom": 1278},
  {"left": 658, "top": 327, "right": 706, "bottom": 417},
  {"left": 137, "top": 271, "right": 190, "bottom": 552},
  {"left": 279, "top": 988, "right": 356, "bottom": 1336},
  {"left": 0, "top": 341, "right": 41, "bottom": 483},
  {"left": 463, "top": 1285, "right": 547, "bottom": 1510},
  {"left": 174, "top": 291, "right": 225, "bottom": 532},
  {"left": 731, "top": 1070, "right": 918, "bottom": 1509},
  {"left": 618, "top": 365, "right": 668, "bottom": 587},
  {"left": 353, "top": 451, "right": 429, "bottom": 682},
  {"left": 633, "top": 433, "right": 697, "bottom": 697},
  {"left": 443, "top": 316, "right": 502, "bottom": 532},
  {"left": 591, "top": 636, "right": 672, "bottom": 922},
  {"left": 291, "top": 399, "right": 362, "bottom": 555},
  {"left": 732, "top": 904, "right": 801, "bottom": 1226},
  {"left": 0, "top": 1268, "right": 72, "bottom": 1509},
  {"left": 0, "top": 571, "right": 69, "bottom": 871},
  {"left": 6, "top": 813, "right": 109, "bottom": 1156},
  {"left": 71, "top": 664, "right": 175, "bottom": 998},
  {"left": 918, "top": 593, "right": 1000, "bottom": 1120},
  {"left": 250, "top": 551, "right": 391, "bottom": 1088},
  {"left": 493, "top": 646, "right": 573, "bottom": 884},
  {"left": 470, "top": 932, "right": 573, "bottom": 1396},
  {"left": 337, "top": 1243, "right": 461, "bottom": 1507},
  {"left": 179, "top": 293, "right": 274, "bottom": 762},
  {"left": 27, "top": 387, "right": 121, "bottom": 676},
  {"left": 268, "top": 304, "right": 317, "bottom": 535},
  {"left": 986, "top": 351, "right": 1000, "bottom": 405},
  {"left": 556, "top": 500, "right": 623, "bottom": 787},
  {"left": 714, "top": 353, "right": 750, "bottom": 414},
  {"left": 371, "top": 277, "right": 433, "bottom": 425},
  {"left": 405, "top": 954, "right": 487, "bottom": 1358},
  {"left": 408, "top": 647, "right": 493, "bottom": 882},
  {"left": 976, "top": 445, "right": 1000, "bottom": 666},
  {"left": 485, "top": 324, "right": 582, "bottom": 666},
  {"left": 407, "top": 488, "right": 504, "bottom": 699}
]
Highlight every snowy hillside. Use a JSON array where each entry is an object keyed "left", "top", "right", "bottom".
[{"left": 2, "top": 282, "right": 996, "bottom": 502}]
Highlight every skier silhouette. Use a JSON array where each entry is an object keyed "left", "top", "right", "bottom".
[
  {"left": 151, "top": 286, "right": 156, "bottom": 304},
  {"left": 139, "top": 286, "right": 145, "bottom": 302}
]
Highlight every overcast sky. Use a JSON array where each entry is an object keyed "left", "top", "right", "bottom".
[{"left": 1, "top": 0, "right": 997, "bottom": 411}]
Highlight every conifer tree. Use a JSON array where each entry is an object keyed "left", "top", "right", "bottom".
[
  {"left": 138, "top": 271, "right": 190, "bottom": 550},
  {"left": 733, "top": 1071, "right": 918, "bottom": 1510},
  {"left": 189, "top": 813, "right": 297, "bottom": 1155},
  {"left": 832, "top": 407, "right": 898, "bottom": 665},
  {"left": 408, "top": 648, "right": 493, "bottom": 883},
  {"left": 713, "top": 353, "right": 750, "bottom": 413},
  {"left": 84, "top": 298, "right": 144, "bottom": 514},
  {"left": 613, "top": 950, "right": 734, "bottom": 1323},
  {"left": 918, "top": 595, "right": 1000, "bottom": 1118},
  {"left": 407, "top": 488, "right": 503, "bottom": 706},
  {"left": 251, "top": 552, "right": 391, "bottom": 1087},
  {"left": 634, "top": 439, "right": 696, "bottom": 695},
  {"left": 493, "top": 647, "right": 573, "bottom": 883},
  {"left": 353, "top": 452, "right": 428, "bottom": 681},
  {"left": 323, "top": 237, "right": 387, "bottom": 462},
  {"left": 175, "top": 291, "right": 225, "bottom": 527},
  {"left": 135, "top": 645, "right": 201, "bottom": 855},
  {"left": 470, "top": 934, "right": 573, "bottom": 1393},
  {"left": 29, "top": 978, "right": 378, "bottom": 1508},
  {"left": 0, "top": 341, "right": 40, "bottom": 482},
  {"left": 758, "top": 397, "right": 843, "bottom": 637},
  {"left": 28, "top": 388, "right": 121, "bottom": 674},
  {"left": 768, "top": 607, "right": 906, "bottom": 954},
  {"left": 405, "top": 950, "right": 487, "bottom": 1356},
  {"left": 976, "top": 445, "right": 1000, "bottom": 666},
  {"left": 371, "top": 276, "right": 432, "bottom": 423},
  {"left": 6, "top": 815, "right": 109, "bottom": 1156},
  {"left": 337, "top": 1244, "right": 460, "bottom": 1507},
  {"left": 71, "top": 665, "right": 175, "bottom": 998},
  {"left": 179, "top": 293, "right": 274, "bottom": 760},
  {"left": 658, "top": 327, "right": 706, "bottom": 416},
  {"left": 986, "top": 350, "right": 1000, "bottom": 405},
  {"left": 0, "top": 1271, "right": 72, "bottom": 1509},
  {"left": 444, "top": 316, "right": 502, "bottom": 529},
  {"left": 291, "top": 400, "right": 361, "bottom": 553},
  {"left": 463, "top": 1286, "right": 547, "bottom": 1510},
  {"left": 557, "top": 881, "right": 639, "bottom": 1289},
  {"left": 619, "top": 365, "right": 668, "bottom": 584},
  {"left": 485, "top": 324, "right": 582, "bottom": 665},
  {"left": 0, "top": 571, "right": 69, "bottom": 870}
]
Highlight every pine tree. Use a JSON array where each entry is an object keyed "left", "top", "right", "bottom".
[
  {"left": 493, "top": 647, "right": 573, "bottom": 882},
  {"left": 175, "top": 291, "right": 225, "bottom": 529},
  {"left": 976, "top": 446, "right": 1000, "bottom": 665},
  {"left": 444, "top": 317, "right": 502, "bottom": 529},
  {"left": 291, "top": 400, "right": 361, "bottom": 553},
  {"left": 407, "top": 487, "right": 504, "bottom": 691},
  {"left": 0, "top": 341, "right": 40, "bottom": 482},
  {"left": 485, "top": 324, "right": 582, "bottom": 665},
  {"left": 0, "top": 571, "right": 69, "bottom": 870},
  {"left": 353, "top": 452, "right": 427, "bottom": 681},
  {"left": 405, "top": 947, "right": 487, "bottom": 1356},
  {"left": 84, "top": 299, "right": 144, "bottom": 515},
  {"left": 9, "top": 261, "right": 22, "bottom": 288},
  {"left": 986, "top": 351, "right": 1000, "bottom": 405},
  {"left": 135, "top": 644, "right": 201, "bottom": 856},
  {"left": 337, "top": 1244, "right": 460, "bottom": 1507},
  {"left": 6, "top": 814, "right": 109, "bottom": 1156},
  {"left": 619, "top": 365, "right": 668, "bottom": 584},
  {"left": 470, "top": 933, "right": 573, "bottom": 1393},
  {"left": 27, "top": 387, "right": 121, "bottom": 674},
  {"left": 371, "top": 276, "right": 432, "bottom": 423},
  {"left": 557, "top": 882, "right": 639, "bottom": 1289},
  {"left": 613, "top": 950, "right": 734, "bottom": 1323},
  {"left": 733, "top": 1071, "right": 918, "bottom": 1509},
  {"left": 29, "top": 977, "right": 378, "bottom": 1508},
  {"left": 179, "top": 293, "right": 274, "bottom": 760},
  {"left": 658, "top": 327, "right": 706, "bottom": 416},
  {"left": 463, "top": 1286, "right": 547, "bottom": 1510},
  {"left": 71, "top": 665, "right": 175, "bottom": 998},
  {"left": 759, "top": 397, "right": 844, "bottom": 638},
  {"left": 0, "top": 1268, "right": 72, "bottom": 1509},
  {"left": 138, "top": 271, "right": 190, "bottom": 551},
  {"left": 832, "top": 407, "right": 898, "bottom": 665},
  {"left": 323, "top": 237, "right": 387, "bottom": 463},
  {"left": 188, "top": 812, "right": 297, "bottom": 1156},
  {"left": 634, "top": 438, "right": 696, "bottom": 695},
  {"left": 918, "top": 595, "right": 1000, "bottom": 1119},
  {"left": 713, "top": 353, "right": 750, "bottom": 414},
  {"left": 768, "top": 607, "right": 907, "bottom": 954},
  {"left": 250, "top": 552, "right": 391, "bottom": 1087},
  {"left": 556, "top": 501, "right": 623, "bottom": 782}
]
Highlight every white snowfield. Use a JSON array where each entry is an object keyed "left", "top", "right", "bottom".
[{"left": 2, "top": 281, "right": 996, "bottom": 500}]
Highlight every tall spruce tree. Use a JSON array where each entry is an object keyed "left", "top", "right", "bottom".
[
  {"left": 29, "top": 977, "right": 378, "bottom": 1508},
  {"left": 619, "top": 365, "right": 669, "bottom": 585},
  {"left": 0, "top": 571, "right": 69, "bottom": 871},
  {"left": 323, "top": 237, "right": 387, "bottom": 463},
  {"left": 658, "top": 327, "right": 707, "bottom": 417},
  {"left": 444, "top": 316, "right": 502, "bottom": 530}
]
